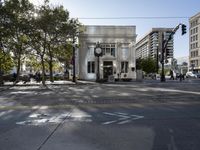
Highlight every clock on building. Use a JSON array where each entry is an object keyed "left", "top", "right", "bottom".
[{"left": 94, "top": 43, "right": 102, "bottom": 57}]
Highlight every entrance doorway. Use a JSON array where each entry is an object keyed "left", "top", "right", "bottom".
[{"left": 103, "top": 61, "right": 113, "bottom": 79}]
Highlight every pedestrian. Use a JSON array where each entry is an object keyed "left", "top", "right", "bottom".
[
  {"left": 35, "top": 71, "right": 40, "bottom": 82},
  {"left": 170, "top": 70, "right": 174, "bottom": 80},
  {"left": 38, "top": 72, "right": 41, "bottom": 82},
  {"left": 179, "top": 73, "right": 183, "bottom": 82},
  {"left": 13, "top": 72, "right": 17, "bottom": 81}
]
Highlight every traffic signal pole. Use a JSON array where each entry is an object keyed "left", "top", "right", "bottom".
[
  {"left": 161, "top": 33, "right": 166, "bottom": 82},
  {"left": 160, "top": 23, "right": 186, "bottom": 82}
]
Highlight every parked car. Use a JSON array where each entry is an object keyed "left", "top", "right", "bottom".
[
  {"left": 194, "top": 73, "right": 200, "bottom": 78},
  {"left": 2, "top": 73, "right": 30, "bottom": 83},
  {"left": 53, "top": 73, "right": 64, "bottom": 80},
  {"left": 186, "top": 72, "right": 197, "bottom": 78},
  {"left": 19, "top": 74, "right": 31, "bottom": 83}
]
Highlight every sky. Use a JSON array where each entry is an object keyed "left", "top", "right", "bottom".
[{"left": 30, "top": 0, "right": 200, "bottom": 58}]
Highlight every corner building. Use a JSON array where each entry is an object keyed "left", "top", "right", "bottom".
[
  {"left": 189, "top": 12, "right": 200, "bottom": 72},
  {"left": 78, "top": 26, "right": 137, "bottom": 81}
]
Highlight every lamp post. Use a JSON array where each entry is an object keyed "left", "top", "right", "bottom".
[
  {"left": 0, "top": 48, "right": 2, "bottom": 85},
  {"left": 156, "top": 44, "right": 159, "bottom": 74},
  {"left": 94, "top": 42, "right": 102, "bottom": 82},
  {"left": 72, "top": 37, "right": 76, "bottom": 83}
]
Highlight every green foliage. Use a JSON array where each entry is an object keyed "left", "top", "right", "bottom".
[
  {"left": 137, "top": 57, "right": 157, "bottom": 74},
  {"left": 55, "top": 43, "right": 73, "bottom": 67},
  {"left": 1, "top": 0, "right": 80, "bottom": 84},
  {"left": 0, "top": 49, "right": 14, "bottom": 73},
  {"left": 136, "top": 58, "right": 143, "bottom": 70},
  {"left": 1, "top": 0, "right": 34, "bottom": 81},
  {"left": 25, "top": 55, "right": 41, "bottom": 72}
]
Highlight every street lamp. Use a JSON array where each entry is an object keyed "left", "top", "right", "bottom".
[
  {"left": 72, "top": 38, "right": 76, "bottom": 83},
  {"left": 160, "top": 32, "right": 166, "bottom": 82},
  {"left": 0, "top": 43, "right": 3, "bottom": 85},
  {"left": 156, "top": 44, "right": 159, "bottom": 74},
  {"left": 94, "top": 42, "right": 103, "bottom": 82}
]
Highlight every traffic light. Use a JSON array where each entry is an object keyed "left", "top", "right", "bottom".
[{"left": 181, "top": 24, "right": 187, "bottom": 35}]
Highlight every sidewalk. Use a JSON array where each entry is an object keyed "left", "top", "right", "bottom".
[
  {"left": 2, "top": 80, "right": 96, "bottom": 86},
  {"left": 0, "top": 80, "right": 96, "bottom": 92}
]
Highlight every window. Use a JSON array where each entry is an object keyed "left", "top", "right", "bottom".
[
  {"left": 121, "top": 61, "right": 129, "bottom": 73},
  {"left": 101, "top": 44, "right": 115, "bottom": 57},
  {"left": 87, "top": 61, "right": 95, "bottom": 73},
  {"left": 88, "top": 47, "right": 94, "bottom": 56}
]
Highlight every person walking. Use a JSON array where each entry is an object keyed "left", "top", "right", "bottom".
[{"left": 170, "top": 69, "right": 174, "bottom": 80}]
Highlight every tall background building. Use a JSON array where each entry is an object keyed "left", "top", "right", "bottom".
[
  {"left": 136, "top": 28, "right": 174, "bottom": 60},
  {"left": 189, "top": 12, "right": 200, "bottom": 72}
]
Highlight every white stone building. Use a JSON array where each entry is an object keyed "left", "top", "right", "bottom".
[
  {"left": 189, "top": 12, "right": 200, "bottom": 72},
  {"left": 78, "top": 25, "right": 137, "bottom": 81}
]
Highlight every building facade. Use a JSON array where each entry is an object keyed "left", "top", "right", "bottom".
[
  {"left": 189, "top": 12, "right": 200, "bottom": 72},
  {"left": 78, "top": 26, "right": 137, "bottom": 81},
  {"left": 136, "top": 28, "right": 174, "bottom": 60}
]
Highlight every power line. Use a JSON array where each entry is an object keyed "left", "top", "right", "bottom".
[{"left": 77, "top": 16, "right": 190, "bottom": 20}]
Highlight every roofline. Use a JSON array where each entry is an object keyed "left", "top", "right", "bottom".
[
  {"left": 83, "top": 25, "right": 136, "bottom": 28},
  {"left": 189, "top": 12, "right": 200, "bottom": 21},
  {"left": 136, "top": 28, "right": 174, "bottom": 44}
]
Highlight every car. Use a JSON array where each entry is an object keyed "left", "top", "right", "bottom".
[
  {"left": 53, "top": 73, "right": 64, "bottom": 80},
  {"left": 194, "top": 73, "right": 200, "bottom": 78},
  {"left": 2, "top": 73, "right": 30, "bottom": 83},
  {"left": 186, "top": 72, "right": 197, "bottom": 78}
]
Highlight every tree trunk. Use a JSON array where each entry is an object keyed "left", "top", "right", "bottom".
[
  {"left": 49, "top": 51, "right": 54, "bottom": 82},
  {"left": 0, "top": 58, "right": 3, "bottom": 85},
  {"left": 16, "top": 53, "right": 21, "bottom": 83},
  {"left": 41, "top": 55, "right": 46, "bottom": 86},
  {"left": 41, "top": 33, "right": 47, "bottom": 86},
  {"left": 49, "top": 60, "right": 54, "bottom": 82}
]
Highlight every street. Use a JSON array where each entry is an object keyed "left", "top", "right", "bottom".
[{"left": 1, "top": 81, "right": 200, "bottom": 150}]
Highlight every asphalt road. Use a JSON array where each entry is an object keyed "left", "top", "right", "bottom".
[{"left": 1, "top": 82, "right": 200, "bottom": 150}]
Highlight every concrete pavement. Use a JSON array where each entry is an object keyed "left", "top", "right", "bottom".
[
  {"left": 1, "top": 103, "right": 200, "bottom": 150},
  {"left": 1, "top": 82, "right": 200, "bottom": 150}
]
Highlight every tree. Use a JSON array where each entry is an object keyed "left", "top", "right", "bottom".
[
  {"left": 44, "top": 5, "right": 77, "bottom": 82},
  {"left": 136, "top": 58, "right": 143, "bottom": 70},
  {"left": 55, "top": 43, "right": 73, "bottom": 72},
  {"left": 2, "top": 0, "right": 34, "bottom": 83},
  {"left": 29, "top": 1, "right": 80, "bottom": 84},
  {"left": 137, "top": 57, "right": 157, "bottom": 74},
  {"left": 0, "top": 49, "right": 14, "bottom": 74}
]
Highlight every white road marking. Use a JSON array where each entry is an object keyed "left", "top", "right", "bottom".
[
  {"left": 117, "top": 119, "right": 132, "bottom": 125},
  {"left": 102, "top": 120, "right": 118, "bottom": 125},
  {"left": 131, "top": 115, "right": 144, "bottom": 120},
  {"left": 16, "top": 108, "right": 92, "bottom": 126},
  {"left": 102, "top": 112, "right": 144, "bottom": 125}
]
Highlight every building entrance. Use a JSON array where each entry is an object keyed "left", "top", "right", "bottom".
[{"left": 103, "top": 61, "right": 113, "bottom": 79}]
